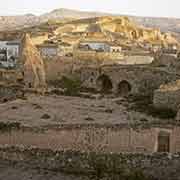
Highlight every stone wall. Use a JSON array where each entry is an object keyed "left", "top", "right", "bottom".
[
  {"left": 73, "top": 50, "right": 124, "bottom": 62},
  {"left": 0, "top": 146, "right": 180, "bottom": 179},
  {"left": 0, "top": 125, "right": 180, "bottom": 154},
  {"left": 122, "top": 55, "right": 154, "bottom": 65},
  {"left": 79, "top": 65, "right": 180, "bottom": 96}
]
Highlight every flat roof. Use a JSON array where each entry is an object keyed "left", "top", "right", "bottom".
[{"left": 37, "top": 44, "right": 58, "bottom": 48}]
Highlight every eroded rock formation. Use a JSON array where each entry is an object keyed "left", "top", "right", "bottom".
[{"left": 21, "top": 33, "right": 46, "bottom": 90}]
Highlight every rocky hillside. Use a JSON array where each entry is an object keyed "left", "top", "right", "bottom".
[
  {"left": 130, "top": 16, "right": 180, "bottom": 33},
  {"left": 0, "top": 14, "right": 40, "bottom": 31},
  {"left": 39, "top": 8, "right": 109, "bottom": 22},
  {"left": 0, "top": 9, "right": 109, "bottom": 31},
  {"left": 50, "top": 16, "right": 178, "bottom": 46},
  {"left": 0, "top": 8, "right": 180, "bottom": 34}
]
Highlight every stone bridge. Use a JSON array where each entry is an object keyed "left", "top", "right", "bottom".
[{"left": 79, "top": 65, "right": 180, "bottom": 96}]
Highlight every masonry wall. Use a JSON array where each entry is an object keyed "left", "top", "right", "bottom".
[
  {"left": 79, "top": 65, "right": 180, "bottom": 96},
  {"left": 0, "top": 126, "right": 179, "bottom": 153}
]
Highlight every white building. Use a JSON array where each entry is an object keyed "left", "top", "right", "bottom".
[
  {"left": 0, "top": 40, "right": 20, "bottom": 68},
  {"left": 79, "top": 41, "right": 110, "bottom": 52},
  {"left": 37, "top": 43, "right": 58, "bottom": 58},
  {"left": 79, "top": 41, "right": 122, "bottom": 53},
  {"left": 109, "top": 45, "right": 122, "bottom": 53}
]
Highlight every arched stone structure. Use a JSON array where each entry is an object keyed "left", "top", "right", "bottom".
[
  {"left": 79, "top": 65, "right": 180, "bottom": 96},
  {"left": 117, "top": 80, "right": 132, "bottom": 96},
  {"left": 96, "top": 74, "right": 113, "bottom": 93}
]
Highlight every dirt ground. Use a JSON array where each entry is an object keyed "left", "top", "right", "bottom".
[
  {"left": 0, "top": 94, "right": 160, "bottom": 127},
  {"left": 0, "top": 161, "right": 88, "bottom": 180}
]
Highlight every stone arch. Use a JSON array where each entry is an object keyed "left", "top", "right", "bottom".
[
  {"left": 157, "top": 131, "right": 170, "bottom": 153},
  {"left": 96, "top": 74, "right": 113, "bottom": 93},
  {"left": 117, "top": 80, "right": 132, "bottom": 96}
]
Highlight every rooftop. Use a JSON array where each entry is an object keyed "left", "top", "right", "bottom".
[
  {"left": 37, "top": 43, "right": 58, "bottom": 48},
  {"left": 80, "top": 40, "right": 120, "bottom": 46}
]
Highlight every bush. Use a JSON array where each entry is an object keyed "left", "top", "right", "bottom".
[
  {"left": 125, "top": 170, "right": 153, "bottom": 180},
  {"left": 127, "top": 95, "right": 176, "bottom": 119},
  {"left": 60, "top": 76, "right": 82, "bottom": 96}
]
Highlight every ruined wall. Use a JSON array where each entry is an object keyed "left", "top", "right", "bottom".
[
  {"left": 79, "top": 65, "right": 180, "bottom": 96},
  {"left": 0, "top": 125, "right": 179, "bottom": 153}
]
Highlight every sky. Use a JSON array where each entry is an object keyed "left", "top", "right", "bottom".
[{"left": 0, "top": 0, "right": 180, "bottom": 18}]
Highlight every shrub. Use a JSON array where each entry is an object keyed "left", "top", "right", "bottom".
[
  {"left": 60, "top": 76, "right": 82, "bottom": 96},
  {"left": 127, "top": 95, "right": 176, "bottom": 119}
]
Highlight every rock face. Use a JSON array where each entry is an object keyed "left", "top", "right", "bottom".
[
  {"left": 21, "top": 34, "right": 46, "bottom": 89},
  {"left": 51, "top": 16, "right": 178, "bottom": 47},
  {"left": 97, "top": 16, "right": 178, "bottom": 44}
]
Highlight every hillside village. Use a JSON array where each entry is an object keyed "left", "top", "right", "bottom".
[{"left": 1, "top": 14, "right": 180, "bottom": 179}]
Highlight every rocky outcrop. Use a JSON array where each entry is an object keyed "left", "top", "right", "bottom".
[
  {"left": 21, "top": 34, "right": 46, "bottom": 90},
  {"left": 51, "top": 16, "right": 178, "bottom": 47}
]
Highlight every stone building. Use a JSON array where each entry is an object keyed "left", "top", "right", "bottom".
[
  {"left": 79, "top": 65, "right": 180, "bottom": 96},
  {"left": 151, "top": 43, "right": 162, "bottom": 53},
  {"left": 58, "top": 42, "right": 74, "bottom": 57},
  {"left": 78, "top": 41, "right": 122, "bottom": 53},
  {"left": 109, "top": 44, "right": 122, "bottom": 53},
  {"left": 79, "top": 41, "right": 110, "bottom": 52},
  {"left": 0, "top": 40, "right": 20, "bottom": 68},
  {"left": 37, "top": 43, "right": 58, "bottom": 58}
]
